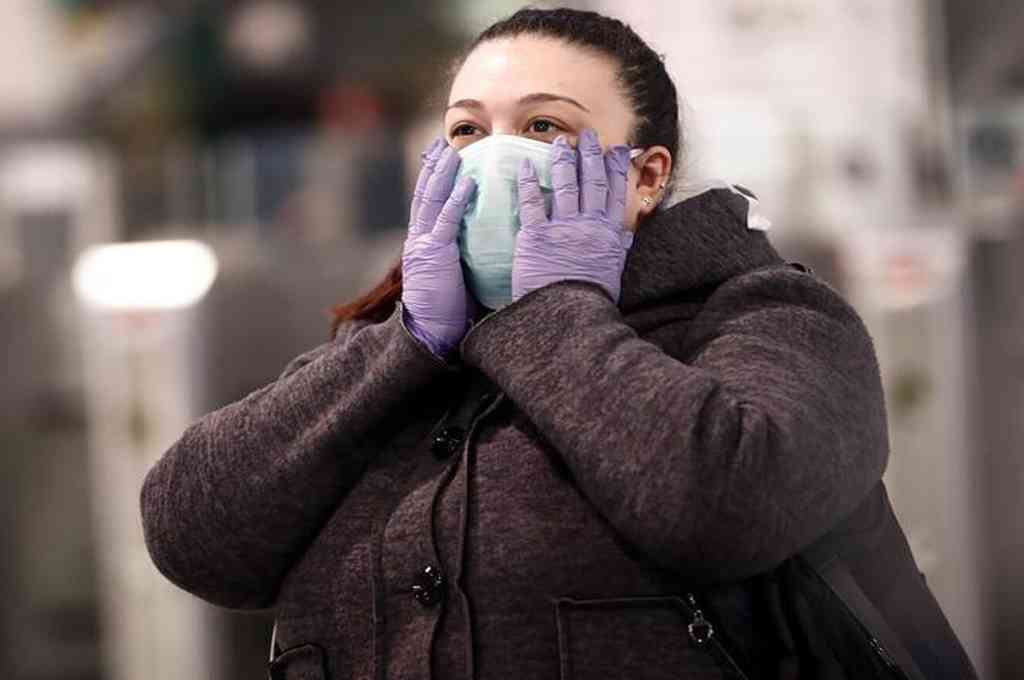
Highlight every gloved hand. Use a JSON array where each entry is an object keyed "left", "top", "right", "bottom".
[
  {"left": 512, "top": 127, "right": 634, "bottom": 305},
  {"left": 401, "top": 136, "right": 480, "bottom": 358}
]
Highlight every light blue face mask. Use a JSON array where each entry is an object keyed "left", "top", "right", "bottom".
[{"left": 454, "top": 134, "right": 645, "bottom": 311}]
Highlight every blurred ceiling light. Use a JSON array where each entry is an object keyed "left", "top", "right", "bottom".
[
  {"left": 72, "top": 239, "right": 218, "bottom": 310},
  {"left": 226, "top": 1, "right": 311, "bottom": 72}
]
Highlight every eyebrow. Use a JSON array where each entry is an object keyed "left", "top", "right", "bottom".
[{"left": 445, "top": 92, "right": 591, "bottom": 114}]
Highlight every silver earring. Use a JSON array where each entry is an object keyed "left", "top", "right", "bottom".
[{"left": 642, "top": 197, "right": 653, "bottom": 207}]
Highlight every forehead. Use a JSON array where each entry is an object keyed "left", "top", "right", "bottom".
[{"left": 447, "top": 36, "right": 629, "bottom": 119}]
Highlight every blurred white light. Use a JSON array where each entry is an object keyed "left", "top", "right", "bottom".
[
  {"left": 227, "top": 1, "right": 311, "bottom": 71},
  {"left": 72, "top": 240, "right": 218, "bottom": 310}
]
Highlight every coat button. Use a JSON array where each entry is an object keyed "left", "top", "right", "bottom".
[
  {"left": 431, "top": 425, "right": 465, "bottom": 460},
  {"left": 411, "top": 565, "right": 445, "bottom": 607}
]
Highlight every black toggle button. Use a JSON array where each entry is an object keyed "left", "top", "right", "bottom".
[
  {"left": 431, "top": 425, "right": 465, "bottom": 460},
  {"left": 411, "top": 564, "right": 445, "bottom": 607}
]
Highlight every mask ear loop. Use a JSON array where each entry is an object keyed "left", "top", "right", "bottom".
[{"left": 629, "top": 147, "right": 667, "bottom": 208}]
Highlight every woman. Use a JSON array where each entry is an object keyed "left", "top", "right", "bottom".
[{"left": 140, "top": 7, "right": 975, "bottom": 680}]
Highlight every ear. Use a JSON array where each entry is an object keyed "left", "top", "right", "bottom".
[{"left": 626, "top": 145, "right": 673, "bottom": 230}]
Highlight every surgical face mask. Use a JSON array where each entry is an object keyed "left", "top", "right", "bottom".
[{"left": 454, "top": 134, "right": 646, "bottom": 311}]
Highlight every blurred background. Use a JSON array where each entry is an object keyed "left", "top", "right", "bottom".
[{"left": 0, "top": 0, "right": 1020, "bottom": 678}]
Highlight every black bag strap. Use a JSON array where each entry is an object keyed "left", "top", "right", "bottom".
[
  {"left": 795, "top": 552, "right": 923, "bottom": 680},
  {"left": 798, "top": 496, "right": 927, "bottom": 680},
  {"left": 267, "top": 634, "right": 327, "bottom": 680},
  {"left": 269, "top": 620, "right": 280, "bottom": 664}
]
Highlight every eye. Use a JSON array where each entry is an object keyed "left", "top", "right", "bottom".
[
  {"left": 451, "top": 123, "right": 481, "bottom": 138},
  {"left": 527, "top": 119, "right": 564, "bottom": 135}
]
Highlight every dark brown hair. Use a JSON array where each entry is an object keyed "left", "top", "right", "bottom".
[{"left": 328, "top": 6, "right": 682, "bottom": 340}]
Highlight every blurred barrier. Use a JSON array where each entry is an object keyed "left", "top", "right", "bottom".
[{"left": 72, "top": 241, "right": 219, "bottom": 680}]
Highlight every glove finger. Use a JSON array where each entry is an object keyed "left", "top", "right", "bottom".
[
  {"left": 433, "top": 175, "right": 476, "bottom": 244},
  {"left": 578, "top": 128, "right": 608, "bottom": 215},
  {"left": 415, "top": 146, "right": 460, "bottom": 234},
  {"left": 409, "top": 137, "right": 446, "bottom": 233},
  {"left": 550, "top": 136, "right": 579, "bottom": 219},
  {"left": 517, "top": 158, "right": 547, "bottom": 230},
  {"left": 604, "top": 145, "right": 630, "bottom": 226}
]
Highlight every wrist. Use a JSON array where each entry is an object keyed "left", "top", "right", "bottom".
[{"left": 402, "top": 306, "right": 460, "bottom": 358}]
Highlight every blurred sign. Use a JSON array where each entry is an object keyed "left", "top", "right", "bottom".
[{"left": 841, "top": 225, "right": 965, "bottom": 310}]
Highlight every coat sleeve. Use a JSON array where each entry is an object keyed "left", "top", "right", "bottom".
[
  {"left": 458, "top": 269, "right": 890, "bottom": 585},
  {"left": 139, "top": 301, "right": 463, "bottom": 610}
]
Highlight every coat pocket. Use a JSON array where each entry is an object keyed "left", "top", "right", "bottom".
[
  {"left": 267, "top": 642, "right": 330, "bottom": 680},
  {"left": 553, "top": 595, "right": 748, "bottom": 680}
]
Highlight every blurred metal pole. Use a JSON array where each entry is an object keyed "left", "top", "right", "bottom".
[
  {"left": 957, "top": 97, "right": 1024, "bottom": 680},
  {"left": 966, "top": 203, "right": 1024, "bottom": 680}
]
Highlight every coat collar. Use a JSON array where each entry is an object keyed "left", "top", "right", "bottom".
[{"left": 618, "top": 187, "right": 785, "bottom": 321}]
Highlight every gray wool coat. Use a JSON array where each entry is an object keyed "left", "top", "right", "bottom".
[{"left": 139, "top": 187, "right": 894, "bottom": 680}]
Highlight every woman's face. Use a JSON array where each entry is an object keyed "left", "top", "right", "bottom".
[{"left": 444, "top": 35, "right": 672, "bottom": 230}]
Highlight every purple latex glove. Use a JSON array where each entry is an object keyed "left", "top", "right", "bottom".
[
  {"left": 401, "top": 137, "right": 479, "bottom": 358},
  {"left": 512, "top": 127, "right": 634, "bottom": 305}
]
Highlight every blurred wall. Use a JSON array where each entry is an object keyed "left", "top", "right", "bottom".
[{"left": 0, "top": 1, "right": 72, "bottom": 128}]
